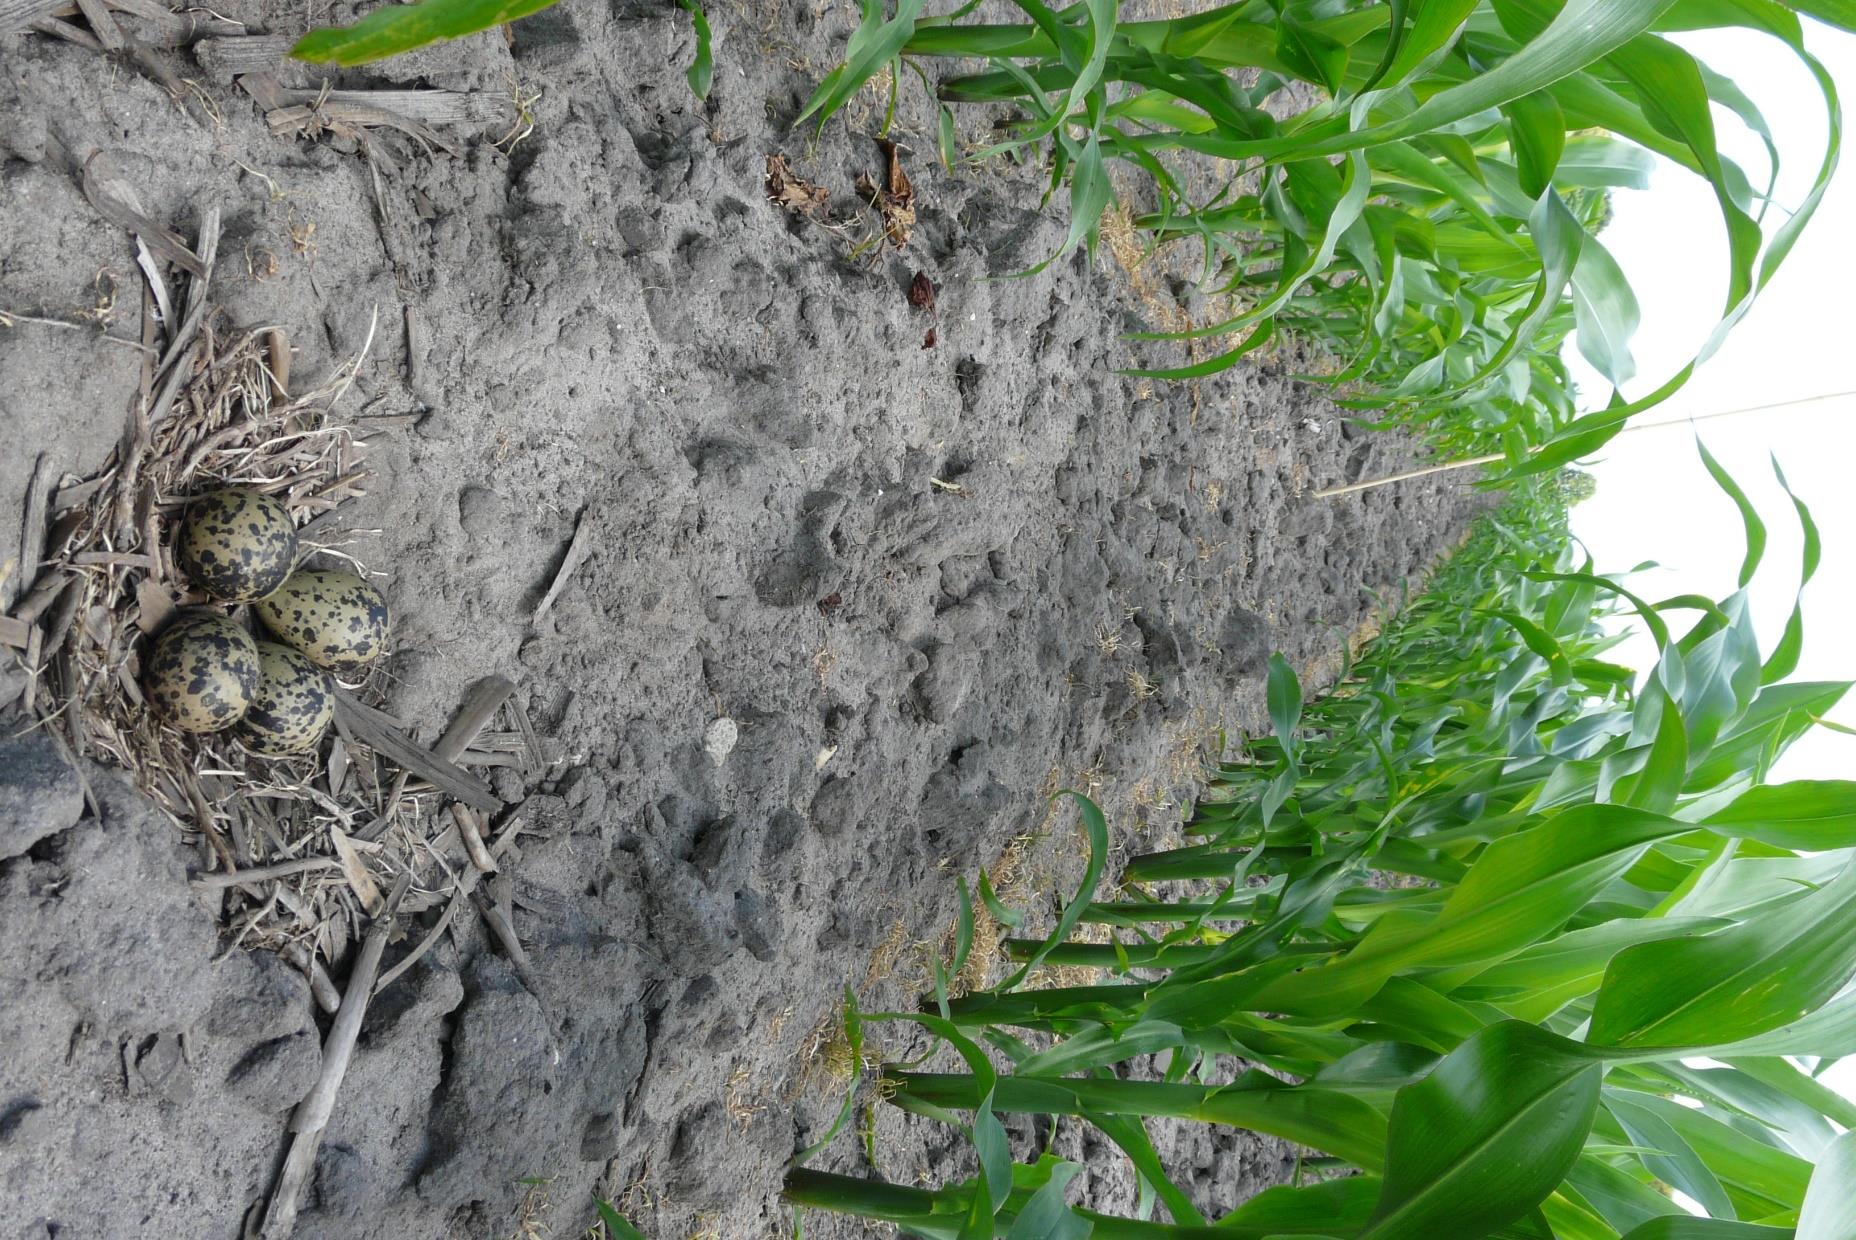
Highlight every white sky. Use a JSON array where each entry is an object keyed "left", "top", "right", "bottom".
[{"left": 1561, "top": 21, "right": 1856, "bottom": 781}]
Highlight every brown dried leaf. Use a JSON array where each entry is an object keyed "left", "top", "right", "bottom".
[
  {"left": 923, "top": 326, "right": 937, "bottom": 350},
  {"left": 856, "top": 171, "right": 915, "bottom": 250},
  {"left": 134, "top": 576, "right": 177, "bottom": 635},
  {"left": 855, "top": 140, "right": 918, "bottom": 250},
  {"left": 908, "top": 271, "right": 936, "bottom": 310},
  {"left": 330, "top": 825, "right": 382, "bottom": 914},
  {"left": 878, "top": 139, "right": 913, "bottom": 205},
  {"left": 766, "top": 154, "right": 829, "bottom": 216}
]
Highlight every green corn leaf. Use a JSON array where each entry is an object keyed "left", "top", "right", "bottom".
[
  {"left": 1797, "top": 1129, "right": 1856, "bottom": 1240},
  {"left": 1590, "top": 857, "right": 1856, "bottom": 1050},
  {"left": 1129, "top": 148, "right": 1372, "bottom": 371},
  {"left": 891, "top": 1070, "right": 1390, "bottom": 1172},
  {"left": 1488, "top": 606, "right": 1573, "bottom": 683},
  {"left": 1347, "top": 805, "right": 1687, "bottom": 972},
  {"left": 1276, "top": 13, "right": 1349, "bottom": 93},
  {"left": 1619, "top": 1222, "right": 1798, "bottom": 1240},
  {"left": 978, "top": 869, "right": 1026, "bottom": 931},
  {"left": 1606, "top": 1092, "right": 1736, "bottom": 1221},
  {"left": 1557, "top": 135, "right": 1658, "bottom": 189},
  {"left": 1761, "top": 457, "right": 1822, "bottom": 685},
  {"left": 1720, "top": 1055, "right": 1856, "bottom": 1134},
  {"left": 593, "top": 1197, "right": 647, "bottom": 1239},
  {"left": 1698, "top": 439, "right": 1769, "bottom": 589},
  {"left": 1714, "top": 985, "right": 1856, "bottom": 1059},
  {"left": 1359, "top": 0, "right": 1481, "bottom": 98},
  {"left": 1060, "top": 134, "right": 1115, "bottom": 265},
  {"left": 1005, "top": 1159, "right": 1088, "bottom": 1240},
  {"left": 1086, "top": 1108, "right": 1206, "bottom": 1225},
  {"left": 1361, "top": 1022, "right": 1601, "bottom": 1240},
  {"left": 1566, "top": 1154, "right": 1687, "bottom": 1234},
  {"left": 1292, "top": 0, "right": 1679, "bottom": 162},
  {"left": 1612, "top": 686, "right": 1688, "bottom": 813},
  {"left": 1634, "top": 1095, "right": 1813, "bottom": 1218},
  {"left": 1787, "top": 1, "right": 1856, "bottom": 34},
  {"left": 1121, "top": 318, "right": 1276, "bottom": 380},
  {"left": 1704, "top": 782, "right": 1856, "bottom": 851},
  {"left": 676, "top": 0, "right": 713, "bottom": 101},
  {"left": 1648, "top": 1060, "right": 1840, "bottom": 1163},
  {"left": 1450, "top": 916, "right": 1730, "bottom": 1024},
  {"left": 1523, "top": 28, "right": 1841, "bottom": 475},
  {"left": 1686, "top": 681, "right": 1851, "bottom": 792},
  {"left": 1568, "top": 232, "right": 1641, "bottom": 389},
  {"left": 799, "top": 0, "right": 927, "bottom": 127},
  {"left": 1267, "top": 652, "right": 1305, "bottom": 757},
  {"left": 292, "top": 0, "right": 563, "bottom": 66},
  {"left": 1224, "top": 1176, "right": 1382, "bottom": 1234},
  {"left": 1502, "top": 89, "right": 1568, "bottom": 198},
  {"left": 938, "top": 106, "right": 959, "bottom": 169}
]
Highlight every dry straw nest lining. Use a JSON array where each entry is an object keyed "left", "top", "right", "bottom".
[{"left": 7, "top": 207, "right": 540, "bottom": 980}]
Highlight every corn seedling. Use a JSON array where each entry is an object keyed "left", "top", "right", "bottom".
[{"left": 786, "top": 449, "right": 1856, "bottom": 1238}]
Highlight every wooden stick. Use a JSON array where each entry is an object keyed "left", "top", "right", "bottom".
[
  {"left": 331, "top": 690, "right": 502, "bottom": 813},
  {"left": 349, "top": 677, "right": 512, "bottom": 842},
  {"left": 190, "top": 856, "right": 342, "bottom": 890},
  {"left": 1, "top": 0, "right": 65, "bottom": 34},
  {"left": 452, "top": 803, "right": 497, "bottom": 874},
  {"left": 70, "top": 0, "right": 121, "bottom": 48},
  {"left": 190, "top": 32, "right": 292, "bottom": 79},
  {"left": 371, "top": 887, "right": 467, "bottom": 999},
  {"left": 259, "top": 873, "right": 410, "bottom": 1239},
  {"left": 433, "top": 675, "right": 515, "bottom": 762},
  {"left": 510, "top": 695, "right": 544, "bottom": 775},
  {"left": 80, "top": 159, "right": 206, "bottom": 277},
  {"left": 472, "top": 878, "right": 543, "bottom": 1001},
  {"left": 281, "top": 941, "right": 341, "bottom": 1015},
  {"left": 456, "top": 748, "right": 525, "bottom": 768},
  {"left": 532, "top": 507, "right": 597, "bottom": 625},
  {"left": 11, "top": 453, "right": 50, "bottom": 613},
  {"left": 27, "top": 16, "right": 101, "bottom": 47}
]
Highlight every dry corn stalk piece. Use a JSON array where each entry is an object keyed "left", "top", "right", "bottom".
[{"left": 856, "top": 138, "right": 915, "bottom": 250}]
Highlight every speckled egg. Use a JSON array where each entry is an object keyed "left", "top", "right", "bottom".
[
  {"left": 177, "top": 489, "right": 298, "bottom": 603},
  {"left": 144, "top": 613, "right": 261, "bottom": 732},
  {"left": 238, "top": 642, "right": 335, "bottom": 755},
  {"left": 253, "top": 568, "right": 390, "bottom": 675}
]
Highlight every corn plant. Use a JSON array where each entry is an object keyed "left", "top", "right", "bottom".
[
  {"left": 785, "top": 453, "right": 1856, "bottom": 1238},
  {"left": 291, "top": 0, "right": 712, "bottom": 98},
  {"left": 803, "top": 0, "right": 1845, "bottom": 465}
]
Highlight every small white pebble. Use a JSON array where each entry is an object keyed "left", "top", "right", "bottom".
[{"left": 704, "top": 717, "right": 739, "bottom": 766}]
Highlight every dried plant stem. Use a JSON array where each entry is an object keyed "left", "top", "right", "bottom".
[
  {"left": 1316, "top": 389, "right": 1856, "bottom": 499},
  {"left": 259, "top": 872, "right": 410, "bottom": 1239},
  {"left": 1312, "top": 452, "right": 1504, "bottom": 499},
  {"left": 190, "top": 856, "right": 341, "bottom": 890}
]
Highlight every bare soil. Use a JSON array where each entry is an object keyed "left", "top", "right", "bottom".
[{"left": 0, "top": 1, "right": 1483, "bottom": 1235}]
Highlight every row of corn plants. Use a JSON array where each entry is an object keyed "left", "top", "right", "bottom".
[
  {"left": 781, "top": 453, "right": 1856, "bottom": 1238},
  {"left": 790, "top": 0, "right": 1847, "bottom": 469}
]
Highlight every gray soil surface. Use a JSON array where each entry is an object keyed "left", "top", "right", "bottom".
[{"left": 1, "top": 1, "right": 1483, "bottom": 1236}]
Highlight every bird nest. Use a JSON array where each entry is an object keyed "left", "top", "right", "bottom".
[{"left": 7, "top": 206, "right": 531, "bottom": 977}]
